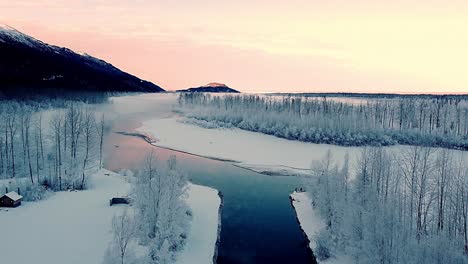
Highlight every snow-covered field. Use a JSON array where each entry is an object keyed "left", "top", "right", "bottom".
[
  {"left": 0, "top": 170, "right": 221, "bottom": 264},
  {"left": 0, "top": 169, "right": 130, "bottom": 264},
  {"left": 290, "top": 192, "right": 351, "bottom": 264},
  {"left": 138, "top": 117, "right": 364, "bottom": 175}
]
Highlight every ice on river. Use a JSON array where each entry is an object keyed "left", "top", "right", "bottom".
[{"left": 138, "top": 117, "right": 364, "bottom": 176}]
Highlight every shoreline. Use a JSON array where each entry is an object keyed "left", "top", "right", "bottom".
[
  {"left": 116, "top": 130, "right": 239, "bottom": 163},
  {"left": 213, "top": 191, "right": 224, "bottom": 264},
  {"left": 116, "top": 130, "right": 310, "bottom": 177},
  {"left": 174, "top": 183, "right": 222, "bottom": 264},
  {"left": 290, "top": 192, "right": 318, "bottom": 264},
  {"left": 290, "top": 191, "right": 351, "bottom": 264}
]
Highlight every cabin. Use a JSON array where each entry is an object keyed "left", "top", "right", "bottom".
[
  {"left": 109, "top": 197, "right": 131, "bottom": 206},
  {"left": 0, "top": 191, "right": 23, "bottom": 208}
]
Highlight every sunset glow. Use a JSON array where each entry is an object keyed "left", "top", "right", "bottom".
[{"left": 1, "top": 0, "right": 467, "bottom": 93}]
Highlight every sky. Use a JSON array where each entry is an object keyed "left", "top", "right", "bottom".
[{"left": 1, "top": 0, "right": 467, "bottom": 93}]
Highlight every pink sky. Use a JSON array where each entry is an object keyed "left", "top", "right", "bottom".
[{"left": 1, "top": 0, "right": 468, "bottom": 93}]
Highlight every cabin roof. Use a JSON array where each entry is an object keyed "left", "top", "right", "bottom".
[{"left": 2, "top": 191, "right": 23, "bottom": 201}]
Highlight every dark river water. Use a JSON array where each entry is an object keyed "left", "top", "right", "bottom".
[{"left": 102, "top": 103, "right": 315, "bottom": 264}]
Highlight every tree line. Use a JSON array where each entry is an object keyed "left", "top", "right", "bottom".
[
  {"left": 178, "top": 93, "right": 468, "bottom": 149},
  {"left": 307, "top": 147, "right": 468, "bottom": 263},
  {"left": 0, "top": 100, "right": 106, "bottom": 200}
]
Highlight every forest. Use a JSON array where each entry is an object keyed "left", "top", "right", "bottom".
[
  {"left": 307, "top": 148, "right": 468, "bottom": 264},
  {"left": 0, "top": 100, "right": 106, "bottom": 200},
  {"left": 177, "top": 93, "right": 468, "bottom": 149}
]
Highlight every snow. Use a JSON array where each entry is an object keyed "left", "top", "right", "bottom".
[
  {"left": 137, "top": 117, "right": 363, "bottom": 175},
  {"left": 176, "top": 183, "right": 221, "bottom": 264},
  {"left": 109, "top": 93, "right": 178, "bottom": 118},
  {"left": 0, "top": 169, "right": 220, "bottom": 264},
  {"left": 0, "top": 169, "right": 130, "bottom": 264},
  {"left": 290, "top": 191, "right": 351, "bottom": 264},
  {"left": 3, "top": 191, "right": 22, "bottom": 201},
  {"left": 290, "top": 192, "right": 324, "bottom": 249},
  {"left": 137, "top": 115, "right": 468, "bottom": 176},
  {"left": 0, "top": 23, "right": 107, "bottom": 62},
  {"left": 0, "top": 24, "right": 39, "bottom": 48}
]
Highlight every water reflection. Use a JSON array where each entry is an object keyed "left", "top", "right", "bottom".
[{"left": 102, "top": 96, "right": 315, "bottom": 264}]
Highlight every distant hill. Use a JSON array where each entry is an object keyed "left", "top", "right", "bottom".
[
  {"left": 177, "top": 82, "right": 240, "bottom": 93},
  {"left": 0, "top": 24, "right": 164, "bottom": 98}
]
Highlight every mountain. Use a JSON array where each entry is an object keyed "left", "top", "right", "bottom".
[
  {"left": 177, "top": 82, "right": 240, "bottom": 93},
  {"left": 0, "top": 24, "right": 164, "bottom": 98}
]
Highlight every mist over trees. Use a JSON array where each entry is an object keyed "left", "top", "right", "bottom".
[
  {"left": 0, "top": 100, "right": 107, "bottom": 200},
  {"left": 306, "top": 148, "right": 468, "bottom": 263},
  {"left": 178, "top": 93, "right": 468, "bottom": 149}
]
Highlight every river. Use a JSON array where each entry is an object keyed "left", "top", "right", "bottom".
[{"left": 101, "top": 94, "right": 316, "bottom": 264}]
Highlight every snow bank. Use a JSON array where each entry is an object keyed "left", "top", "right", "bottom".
[
  {"left": 290, "top": 192, "right": 351, "bottom": 264},
  {"left": 138, "top": 117, "right": 468, "bottom": 177},
  {"left": 138, "top": 117, "right": 363, "bottom": 175},
  {"left": 0, "top": 169, "right": 131, "bottom": 264},
  {"left": 176, "top": 183, "right": 221, "bottom": 264}
]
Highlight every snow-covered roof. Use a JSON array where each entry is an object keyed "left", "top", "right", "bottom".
[{"left": 2, "top": 191, "right": 23, "bottom": 201}]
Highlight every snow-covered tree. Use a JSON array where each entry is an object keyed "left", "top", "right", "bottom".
[
  {"left": 0, "top": 100, "right": 107, "bottom": 199},
  {"left": 178, "top": 93, "right": 468, "bottom": 149},
  {"left": 107, "top": 209, "right": 137, "bottom": 264},
  {"left": 305, "top": 147, "right": 468, "bottom": 263},
  {"left": 131, "top": 152, "right": 190, "bottom": 263}
]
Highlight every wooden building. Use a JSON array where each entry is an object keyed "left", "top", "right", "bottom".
[{"left": 0, "top": 191, "right": 23, "bottom": 208}]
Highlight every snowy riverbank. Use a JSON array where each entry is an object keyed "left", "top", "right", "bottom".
[
  {"left": 176, "top": 184, "right": 222, "bottom": 264},
  {"left": 290, "top": 192, "right": 351, "bottom": 264},
  {"left": 137, "top": 117, "right": 363, "bottom": 176},
  {"left": 0, "top": 170, "right": 221, "bottom": 264},
  {"left": 138, "top": 117, "right": 468, "bottom": 177}
]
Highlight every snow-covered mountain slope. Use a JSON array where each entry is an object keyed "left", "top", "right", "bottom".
[
  {"left": 0, "top": 24, "right": 41, "bottom": 48},
  {"left": 0, "top": 24, "right": 164, "bottom": 98}
]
